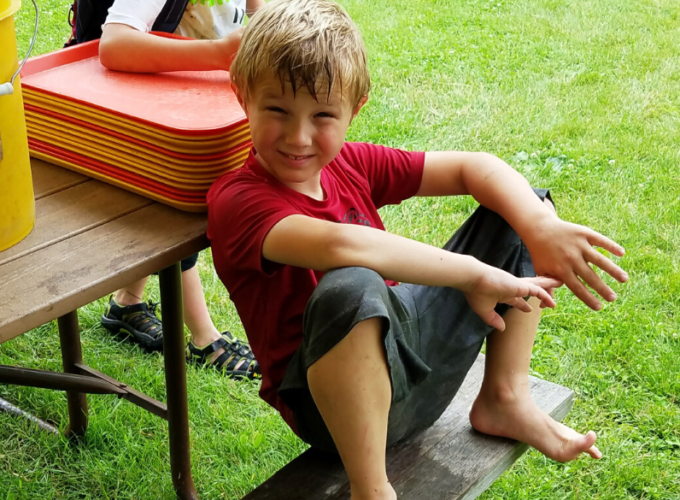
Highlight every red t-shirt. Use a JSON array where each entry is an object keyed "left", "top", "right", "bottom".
[{"left": 207, "top": 142, "right": 425, "bottom": 430}]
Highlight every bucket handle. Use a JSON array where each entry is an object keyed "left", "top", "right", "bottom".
[{"left": 0, "top": 0, "right": 39, "bottom": 97}]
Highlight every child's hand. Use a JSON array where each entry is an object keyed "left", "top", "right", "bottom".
[
  {"left": 464, "top": 271, "right": 562, "bottom": 331},
  {"left": 524, "top": 219, "right": 628, "bottom": 311},
  {"left": 216, "top": 28, "right": 245, "bottom": 71}
]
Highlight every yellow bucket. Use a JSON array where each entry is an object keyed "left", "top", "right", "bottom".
[{"left": 0, "top": 0, "right": 35, "bottom": 252}]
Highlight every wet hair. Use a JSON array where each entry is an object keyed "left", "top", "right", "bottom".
[{"left": 230, "top": 0, "right": 370, "bottom": 107}]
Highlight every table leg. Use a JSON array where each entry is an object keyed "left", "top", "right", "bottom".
[
  {"left": 57, "top": 310, "right": 88, "bottom": 438},
  {"left": 159, "top": 262, "right": 199, "bottom": 500}
]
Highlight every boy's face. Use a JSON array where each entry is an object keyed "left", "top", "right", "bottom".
[{"left": 234, "top": 73, "right": 366, "bottom": 195}]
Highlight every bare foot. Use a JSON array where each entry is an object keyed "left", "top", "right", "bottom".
[{"left": 469, "top": 388, "right": 602, "bottom": 462}]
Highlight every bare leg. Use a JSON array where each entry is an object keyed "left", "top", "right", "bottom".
[
  {"left": 113, "top": 268, "right": 221, "bottom": 345},
  {"left": 181, "top": 265, "right": 221, "bottom": 346},
  {"left": 114, "top": 276, "right": 150, "bottom": 306},
  {"left": 182, "top": 266, "right": 251, "bottom": 368},
  {"left": 115, "top": 266, "right": 243, "bottom": 368},
  {"left": 308, "top": 318, "right": 396, "bottom": 500},
  {"left": 469, "top": 297, "right": 602, "bottom": 461}
]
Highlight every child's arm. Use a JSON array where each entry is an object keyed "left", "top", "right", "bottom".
[
  {"left": 99, "top": 23, "right": 242, "bottom": 73},
  {"left": 417, "top": 152, "right": 628, "bottom": 309},
  {"left": 263, "top": 215, "right": 560, "bottom": 331},
  {"left": 98, "top": 0, "right": 264, "bottom": 73}
]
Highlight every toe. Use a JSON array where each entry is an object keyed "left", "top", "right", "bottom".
[
  {"left": 588, "top": 445, "right": 602, "bottom": 459},
  {"left": 580, "top": 431, "right": 601, "bottom": 459}
]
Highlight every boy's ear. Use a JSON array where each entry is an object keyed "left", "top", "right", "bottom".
[
  {"left": 351, "top": 94, "right": 369, "bottom": 120},
  {"left": 231, "top": 82, "right": 248, "bottom": 113}
]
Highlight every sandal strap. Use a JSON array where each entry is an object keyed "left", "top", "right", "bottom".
[
  {"left": 186, "top": 332, "right": 261, "bottom": 380},
  {"left": 212, "top": 350, "right": 259, "bottom": 376},
  {"left": 186, "top": 337, "right": 228, "bottom": 362},
  {"left": 212, "top": 351, "right": 241, "bottom": 372},
  {"left": 124, "top": 302, "right": 162, "bottom": 339},
  {"left": 221, "top": 332, "right": 255, "bottom": 359}
]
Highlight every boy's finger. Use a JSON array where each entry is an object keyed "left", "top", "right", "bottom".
[
  {"left": 487, "top": 313, "right": 506, "bottom": 331},
  {"left": 529, "top": 285, "right": 556, "bottom": 308},
  {"left": 577, "top": 262, "right": 616, "bottom": 302},
  {"left": 528, "top": 276, "right": 563, "bottom": 290},
  {"left": 587, "top": 248, "right": 629, "bottom": 283},
  {"left": 587, "top": 230, "right": 625, "bottom": 257},
  {"left": 565, "top": 273, "right": 602, "bottom": 311},
  {"left": 505, "top": 297, "right": 533, "bottom": 312}
]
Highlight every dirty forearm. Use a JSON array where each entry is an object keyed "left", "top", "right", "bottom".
[
  {"left": 459, "top": 152, "right": 558, "bottom": 242},
  {"left": 99, "top": 24, "right": 240, "bottom": 73}
]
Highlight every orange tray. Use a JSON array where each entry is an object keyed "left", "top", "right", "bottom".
[
  {"left": 26, "top": 121, "right": 251, "bottom": 181},
  {"left": 30, "top": 139, "right": 209, "bottom": 199},
  {"left": 31, "top": 154, "right": 208, "bottom": 212},
  {"left": 30, "top": 144, "right": 211, "bottom": 212},
  {"left": 25, "top": 105, "right": 250, "bottom": 159},
  {"left": 23, "top": 89, "right": 248, "bottom": 146},
  {"left": 21, "top": 39, "right": 247, "bottom": 137}
]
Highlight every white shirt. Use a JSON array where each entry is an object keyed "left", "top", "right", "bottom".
[{"left": 105, "top": 0, "right": 248, "bottom": 40}]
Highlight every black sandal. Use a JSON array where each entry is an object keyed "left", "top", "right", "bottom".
[
  {"left": 101, "top": 296, "right": 164, "bottom": 352},
  {"left": 186, "top": 331, "right": 261, "bottom": 380}
]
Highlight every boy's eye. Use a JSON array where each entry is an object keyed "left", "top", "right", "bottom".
[
  {"left": 267, "top": 107, "right": 286, "bottom": 113},
  {"left": 316, "top": 112, "right": 335, "bottom": 118}
]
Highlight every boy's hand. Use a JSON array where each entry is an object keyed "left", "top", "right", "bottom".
[
  {"left": 524, "top": 218, "right": 628, "bottom": 311},
  {"left": 215, "top": 28, "right": 245, "bottom": 71},
  {"left": 464, "top": 271, "right": 562, "bottom": 331}
]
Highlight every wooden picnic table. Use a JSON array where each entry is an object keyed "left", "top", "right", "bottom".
[{"left": 0, "top": 157, "right": 206, "bottom": 499}]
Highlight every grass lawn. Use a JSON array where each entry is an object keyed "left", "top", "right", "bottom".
[{"left": 4, "top": 0, "right": 679, "bottom": 498}]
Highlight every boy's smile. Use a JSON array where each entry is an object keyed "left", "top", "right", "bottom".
[{"left": 234, "top": 73, "right": 366, "bottom": 199}]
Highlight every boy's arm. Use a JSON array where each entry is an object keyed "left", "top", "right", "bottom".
[
  {"left": 263, "top": 215, "right": 559, "bottom": 331},
  {"left": 99, "top": 23, "right": 242, "bottom": 73},
  {"left": 417, "top": 152, "right": 628, "bottom": 309}
]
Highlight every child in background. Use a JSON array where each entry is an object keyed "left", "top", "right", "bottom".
[
  {"left": 96, "top": 0, "right": 264, "bottom": 379},
  {"left": 208, "top": 0, "right": 629, "bottom": 498}
]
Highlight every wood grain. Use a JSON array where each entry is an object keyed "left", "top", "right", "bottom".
[
  {"left": 0, "top": 204, "right": 207, "bottom": 343},
  {"left": 242, "top": 355, "right": 574, "bottom": 500},
  {"left": 0, "top": 160, "right": 209, "bottom": 343},
  {"left": 31, "top": 158, "right": 88, "bottom": 200},
  {"left": 0, "top": 182, "right": 152, "bottom": 267}
]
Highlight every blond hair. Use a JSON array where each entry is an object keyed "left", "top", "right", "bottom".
[{"left": 230, "top": 0, "right": 370, "bottom": 107}]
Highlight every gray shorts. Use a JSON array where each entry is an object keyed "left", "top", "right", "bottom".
[{"left": 279, "top": 189, "right": 551, "bottom": 453}]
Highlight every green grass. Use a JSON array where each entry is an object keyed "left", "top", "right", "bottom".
[{"left": 4, "top": 0, "right": 680, "bottom": 498}]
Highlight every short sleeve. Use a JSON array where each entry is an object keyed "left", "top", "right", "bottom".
[
  {"left": 105, "top": 0, "right": 167, "bottom": 33},
  {"left": 208, "top": 176, "right": 299, "bottom": 275},
  {"left": 339, "top": 142, "right": 425, "bottom": 208}
]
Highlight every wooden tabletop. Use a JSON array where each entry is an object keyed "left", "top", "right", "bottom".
[{"left": 0, "top": 159, "right": 209, "bottom": 344}]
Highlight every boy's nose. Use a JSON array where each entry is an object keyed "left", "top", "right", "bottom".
[{"left": 285, "top": 120, "right": 313, "bottom": 148}]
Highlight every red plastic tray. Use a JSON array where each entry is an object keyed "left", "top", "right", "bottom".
[
  {"left": 21, "top": 39, "right": 247, "bottom": 136},
  {"left": 25, "top": 104, "right": 250, "bottom": 160},
  {"left": 30, "top": 139, "right": 210, "bottom": 201}
]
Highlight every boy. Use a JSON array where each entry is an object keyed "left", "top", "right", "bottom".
[{"left": 207, "top": 1, "right": 629, "bottom": 498}]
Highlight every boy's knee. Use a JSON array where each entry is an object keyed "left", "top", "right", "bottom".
[
  {"left": 304, "top": 267, "right": 389, "bottom": 338},
  {"left": 311, "top": 267, "right": 386, "bottom": 310}
]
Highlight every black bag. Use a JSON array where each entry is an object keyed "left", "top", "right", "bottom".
[{"left": 65, "top": 0, "right": 190, "bottom": 47}]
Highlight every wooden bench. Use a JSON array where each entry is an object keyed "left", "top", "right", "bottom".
[
  {"left": 0, "top": 158, "right": 208, "bottom": 500},
  {"left": 243, "top": 354, "right": 573, "bottom": 500}
]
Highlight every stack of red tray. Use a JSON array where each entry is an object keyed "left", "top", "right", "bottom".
[{"left": 21, "top": 38, "right": 251, "bottom": 212}]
